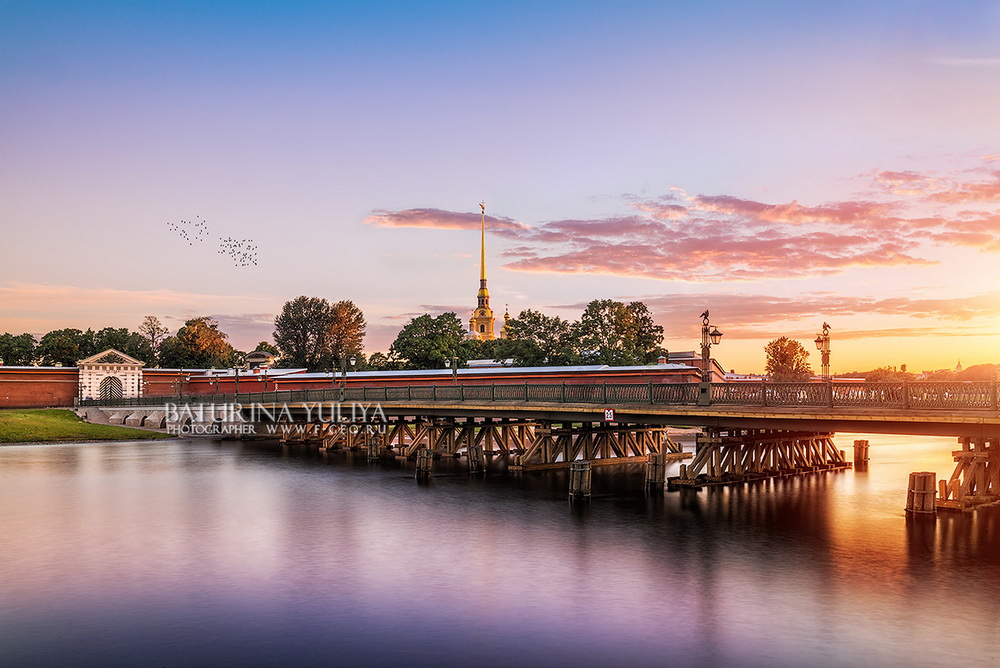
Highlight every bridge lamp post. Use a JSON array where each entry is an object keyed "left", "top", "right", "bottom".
[
  {"left": 234, "top": 354, "right": 245, "bottom": 396},
  {"left": 700, "top": 310, "right": 723, "bottom": 382},
  {"left": 451, "top": 354, "right": 458, "bottom": 385},
  {"left": 814, "top": 322, "right": 831, "bottom": 379}
]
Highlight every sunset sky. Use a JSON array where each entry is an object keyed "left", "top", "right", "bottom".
[{"left": 3, "top": 1, "right": 1000, "bottom": 374}]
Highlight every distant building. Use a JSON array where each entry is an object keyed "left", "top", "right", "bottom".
[
  {"left": 77, "top": 349, "right": 144, "bottom": 401},
  {"left": 468, "top": 202, "right": 508, "bottom": 341},
  {"left": 245, "top": 350, "right": 277, "bottom": 369},
  {"left": 666, "top": 351, "right": 726, "bottom": 382}
]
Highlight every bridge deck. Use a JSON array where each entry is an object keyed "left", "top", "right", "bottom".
[{"left": 260, "top": 400, "right": 1000, "bottom": 438}]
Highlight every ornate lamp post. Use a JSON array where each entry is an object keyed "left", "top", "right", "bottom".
[
  {"left": 814, "top": 322, "right": 831, "bottom": 379},
  {"left": 451, "top": 354, "right": 459, "bottom": 385},
  {"left": 700, "top": 310, "right": 723, "bottom": 382},
  {"left": 233, "top": 354, "right": 245, "bottom": 396}
]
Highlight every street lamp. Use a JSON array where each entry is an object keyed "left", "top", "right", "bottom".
[
  {"left": 233, "top": 354, "right": 245, "bottom": 396},
  {"left": 451, "top": 354, "right": 458, "bottom": 385},
  {"left": 700, "top": 310, "right": 723, "bottom": 381},
  {"left": 814, "top": 322, "right": 831, "bottom": 378}
]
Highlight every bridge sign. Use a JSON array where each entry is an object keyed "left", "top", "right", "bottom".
[{"left": 604, "top": 409, "right": 615, "bottom": 422}]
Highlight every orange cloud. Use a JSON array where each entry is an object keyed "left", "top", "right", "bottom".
[
  {"left": 551, "top": 291, "right": 1000, "bottom": 339},
  {"left": 367, "top": 158, "right": 1000, "bottom": 282}
]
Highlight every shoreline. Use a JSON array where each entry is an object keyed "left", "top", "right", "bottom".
[{"left": 0, "top": 436, "right": 180, "bottom": 447}]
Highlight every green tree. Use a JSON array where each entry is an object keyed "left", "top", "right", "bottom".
[
  {"left": 273, "top": 296, "right": 335, "bottom": 369},
  {"left": 863, "top": 366, "right": 912, "bottom": 382},
  {"left": 273, "top": 297, "right": 367, "bottom": 371},
  {"left": 327, "top": 300, "right": 366, "bottom": 371},
  {"left": 389, "top": 313, "right": 468, "bottom": 370},
  {"left": 462, "top": 337, "right": 500, "bottom": 364},
  {"left": 93, "top": 327, "right": 153, "bottom": 362},
  {"left": 494, "top": 309, "right": 576, "bottom": 366},
  {"left": 764, "top": 337, "right": 813, "bottom": 381},
  {"left": 572, "top": 299, "right": 664, "bottom": 365},
  {"left": 137, "top": 315, "right": 169, "bottom": 365},
  {"left": 0, "top": 333, "right": 37, "bottom": 366},
  {"left": 158, "top": 317, "right": 237, "bottom": 368},
  {"left": 252, "top": 341, "right": 280, "bottom": 355},
  {"left": 36, "top": 328, "right": 97, "bottom": 366},
  {"left": 923, "top": 370, "right": 958, "bottom": 381},
  {"left": 957, "top": 364, "right": 999, "bottom": 381},
  {"left": 623, "top": 301, "right": 665, "bottom": 362},
  {"left": 366, "top": 351, "right": 403, "bottom": 371}
]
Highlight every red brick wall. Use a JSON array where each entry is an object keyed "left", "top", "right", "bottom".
[
  {"left": 141, "top": 370, "right": 190, "bottom": 398},
  {"left": 141, "top": 370, "right": 275, "bottom": 396},
  {"left": 0, "top": 368, "right": 79, "bottom": 408},
  {"left": 272, "top": 368, "right": 703, "bottom": 391}
]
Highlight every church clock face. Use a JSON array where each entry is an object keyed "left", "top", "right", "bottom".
[{"left": 479, "top": 310, "right": 485, "bottom": 316}]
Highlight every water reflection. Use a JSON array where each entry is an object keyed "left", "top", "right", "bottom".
[{"left": 0, "top": 435, "right": 997, "bottom": 667}]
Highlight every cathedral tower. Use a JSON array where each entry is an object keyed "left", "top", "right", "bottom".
[{"left": 469, "top": 201, "right": 496, "bottom": 340}]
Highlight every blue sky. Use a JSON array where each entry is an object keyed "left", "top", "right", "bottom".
[{"left": 3, "top": 1, "right": 1000, "bottom": 372}]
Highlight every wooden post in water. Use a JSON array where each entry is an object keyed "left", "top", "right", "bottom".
[
  {"left": 367, "top": 439, "right": 380, "bottom": 461},
  {"left": 905, "top": 471, "right": 937, "bottom": 515},
  {"left": 415, "top": 447, "right": 433, "bottom": 480},
  {"left": 645, "top": 452, "right": 666, "bottom": 490},
  {"left": 569, "top": 460, "right": 592, "bottom": 500},
  {"left": 853, "top": 439, "right": 870, "bottom": 471},
  {"left": 468, "top": 443, "right": 486, "bottom": 474}
]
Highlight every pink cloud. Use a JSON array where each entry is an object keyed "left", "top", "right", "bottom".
[
  {"left": 691, "top": 195, "right": 897, "bottom": 225},
  {"left": 364, "top": 208, "right": 529, "bottom": 236},
  {"left": 927, "top": 170, "right": 1000, "bottom": 204},
  {"left": 366, "top": 159, "right": 1000, "bottom": 282}
]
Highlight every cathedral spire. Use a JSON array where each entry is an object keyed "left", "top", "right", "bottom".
[
  {"left": 480, "top": 201, "right": 487, "bottom": 284},
  {"left": 469, "top": 200, "right": 495, "bottom": 340}
]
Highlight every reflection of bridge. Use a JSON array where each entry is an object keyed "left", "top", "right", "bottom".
[{"left": 81, "top": 380, "right": 1000, "bottom": 509}]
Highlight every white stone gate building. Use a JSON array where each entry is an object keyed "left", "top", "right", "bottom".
[{"left": 77, "top": 349, "right": 144, "bottom": 401}]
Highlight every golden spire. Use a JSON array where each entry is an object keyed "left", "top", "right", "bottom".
[
  {"left": 470, "top": 200, "right": 495, "bottom": 340},
  {"left": 479, "top": 201, "right": 487, "bottom": 284}
]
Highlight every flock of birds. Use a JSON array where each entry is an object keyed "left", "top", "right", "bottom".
[
  {"left": 218, "top": 237, "right": 259, "bottom": 267},
  {"left": 166, "top": 216, "right": 209, "bottom": 245},
  {"left": 166, "top": 216, "right": 258, "bottom": 267}
]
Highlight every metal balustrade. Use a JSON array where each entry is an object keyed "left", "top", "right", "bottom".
[{"left": 79, "top": 379, "right": 1000, "bottom": 411}]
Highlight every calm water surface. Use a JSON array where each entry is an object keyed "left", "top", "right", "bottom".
[{"left": 1, "top": 434, "right": 998, "bottom": 667}]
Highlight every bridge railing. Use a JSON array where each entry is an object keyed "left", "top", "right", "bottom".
[{"left": 79, "top": 379, "right": 999, "bottom": 411}]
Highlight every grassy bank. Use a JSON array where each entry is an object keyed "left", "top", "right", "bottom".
[{"left": 0, "top": 409, "right": 173, "bottom": 444}]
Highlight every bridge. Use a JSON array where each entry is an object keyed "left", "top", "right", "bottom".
[{"left": 80, "top": 379, "right": 1000, "bottom": 512}]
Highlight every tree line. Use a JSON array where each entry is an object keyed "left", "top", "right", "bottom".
[
  {"left": 13, "top": 298, "right": 975, "bottom": 380},
  {"left": 0, "top": 297, "right": 667, "bottom": 372},
  {"left": 272, "top": 296, "right": 667, "bottom": 372},
  {"left": 0, "top": 316, "right": 276, "bottom": 369}
]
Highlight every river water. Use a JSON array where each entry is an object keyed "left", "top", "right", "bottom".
[{"left": 1, "top": 434, "right": 998, "bottom": 667}]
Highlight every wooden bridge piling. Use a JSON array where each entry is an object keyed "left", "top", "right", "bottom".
[
  {"left": 906, "top": 472, "right": 937, "bottom": 515},
  {"left": 669, "top": 429, "right": 850, "bottom": 488},
  {"left": 468, "top": 443, "right": 486, "bottom": 474},
  {"left": 853, "top": 440, "right": 870, "bottom": 471},
  {"left": 569, "top": 460, "right": 592, "bottom": 500},
  {"left": 415, "top": 447, "right": 433, "bottom": 479},
  {"left": 644, "top": 452, "right": 666, "bottom": 490},
  {"left": 936, "top": 436, "right": 1000, "bottom": 512}
]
